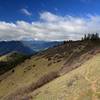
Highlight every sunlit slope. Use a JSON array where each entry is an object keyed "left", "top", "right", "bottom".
[
  {"left": 0, "top": 41, "right": 100, "bottom": 100},
  {"left": 31, "top": 53, "right": 100, "bottom": 100},
  {"left": 0, "top": 51, "right": 27, "bottom": 75},
  {"left": 0, "top": 54, "right": 64, "bottom": 99},
  {"left": 0, "top": 51, "right": 26, "bottom": 61}
]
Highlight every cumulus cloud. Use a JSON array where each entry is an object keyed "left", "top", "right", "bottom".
[
  {"left": 21, "top": 8, "right": 32, "bottom": 16},
  {"left": 0, "top": 11, "right": 100, "bottom": 41}
]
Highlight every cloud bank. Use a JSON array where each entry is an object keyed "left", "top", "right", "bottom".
[{"left": 0, "top": 12, "right": 100, "bottom": 41}]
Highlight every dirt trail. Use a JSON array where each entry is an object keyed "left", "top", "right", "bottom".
[{"left": 83, "top": 69, "right": 100, "bottom": 100}]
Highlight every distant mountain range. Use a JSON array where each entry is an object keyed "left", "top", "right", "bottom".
[{"left": 0, "top": 41, "right": 61, "bottom": 56}]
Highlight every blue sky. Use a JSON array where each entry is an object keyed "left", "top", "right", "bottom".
[
  {"left": 0, "top": 0, "right": 100, "bottom": 41},
  {"left": 0, "top": 0, "right": 99, "bottom": 22}
]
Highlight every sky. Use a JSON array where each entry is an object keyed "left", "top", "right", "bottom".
[{"left": 0, "top": 0, "right": 100, "bottom": 41}]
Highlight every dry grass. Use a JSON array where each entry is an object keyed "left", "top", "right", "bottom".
[
  {"left": 29, "top": 53, "right": 100, "bottom": 100},
  {"left": 0, "top": 41, "right": 100, "bottom": 100},
  {"left": 3, "top": 71, "right": 59, "bottom": 100},
  {"left": 0, "top": 55, "right": 64, "bottom": 99}
]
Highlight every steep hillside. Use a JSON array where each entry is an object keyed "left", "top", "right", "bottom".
[
  {"left": 0, "top": 52, "right": 28, "bottom": 75},
  {"left": 0, "top": 40, "right": 100, "bottom": 100},
  {"left": 29, "top": 53, "right": 100, "bottom": 100}
]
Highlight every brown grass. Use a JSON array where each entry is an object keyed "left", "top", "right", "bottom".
[{"left": 3, "top": 71, "right": 59, "bottom": 100}]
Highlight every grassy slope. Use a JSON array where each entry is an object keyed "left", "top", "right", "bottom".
[
  {"left": 0, "top": 54, "right": 64, "bottom": 99},
  {"left": 0, "top": 51, "right": 26, "bottom": 62},
  {"left": 0, "top": 41, "right": 100, "bottom": 100},
  {"left": 0, "top": 52, "right": 27, "bottom": 75},
  {"left": 30, "top": 53, "right": 100, "bottom": 100}
]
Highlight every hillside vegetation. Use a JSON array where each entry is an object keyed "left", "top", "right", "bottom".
[
  {"left": 0, "top": 37, "right": 100, "bottom": 100},
  {"left": 0, "top": 52, "right": 27, "bottom": 75},
  {"left": 30, "top": 53, "right": 100, "bottom": 100}
]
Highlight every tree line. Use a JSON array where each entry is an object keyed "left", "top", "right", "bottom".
[{"left": 82, "top": 33, "right": 100, "bottom": 41}]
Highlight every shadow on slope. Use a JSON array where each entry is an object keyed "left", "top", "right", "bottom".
[{"left": 0, "top": 51, "right": 28, "bottom": 75}]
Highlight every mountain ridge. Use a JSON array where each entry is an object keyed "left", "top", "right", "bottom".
[{"left": 0, "top": 41, "right": 61, "bottom": 56}]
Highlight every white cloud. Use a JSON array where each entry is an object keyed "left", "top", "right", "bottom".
[
  {"left": 0, "top": 11, "right": 100, "bottom": 41},
  {"left": 21, "top": 8, "right": 32, "bottom": 16},
  {"left": 40, "top": 11, "right": 61, "bottom": 22}
]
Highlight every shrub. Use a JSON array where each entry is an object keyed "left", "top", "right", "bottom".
[{"left": 12, "top": 69, "right": 15, "bottom": 73}]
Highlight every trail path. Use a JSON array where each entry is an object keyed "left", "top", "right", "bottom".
[{"left": 83, "top": 68, "right": 100, "bottom": 100}]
